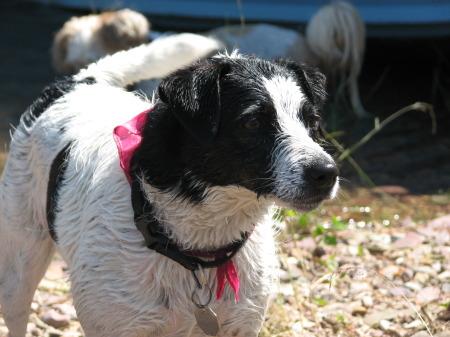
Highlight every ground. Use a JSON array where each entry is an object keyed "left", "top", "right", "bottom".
[{"left": 0, "top": 1, "right": 449, "bottom": 336}]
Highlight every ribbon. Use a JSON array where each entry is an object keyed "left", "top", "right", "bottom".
[
  {"left": 216, "top": 260, "right": 240, "bottom": 301},
  {"left": 113, "top": 110, "right": 149, "bottom": 184},
  {"left": 113, "top": 110, "right": 241, "bottom": 301}
]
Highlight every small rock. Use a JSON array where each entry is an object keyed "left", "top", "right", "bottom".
[
  {"left": 432, "top": 261, "right": 442, "bottom": 272},
  {"left": 438, "top": 270, "right": 450, "bottom": 281},
  {"left": 364, "top": 309, "right": 414, "bottom": 326},
  {"left": 278, "top": 266, "right": 302, "bottom": 282},
  {"left": 391, "top": 232, "right": 424, "bottom": 250},
  {"left": 312, "top": 246, "right": 326, "bottom": 258},
  {"left": 352, "top": 305, "right": 367, "bottom": 316},
  {"left": 437, "top": 310, "right": 450, "bottom": 321},
  {"left": 373, "top": 185, "right": 409, "bottom": 195},
  {"left": 390, "top": 286, "right": 412, "bottom": 297},
  {"left": 31, "top": 327, "right": 42, "bottom": 337},
  {"left": 404, "top": 282, "right": 422, "bottom": 291},
  {"left": 416, "top": 286, "right": 440, "bottom": 304},
  {"left": 404, "top": 320, "right": 424, "bottom": 329},
  {"left": 414, "top": 272, "right": 430, "bottom": 284},
  {"left": 435, "top": 331, "right": 450, "bottom": 337},
  {"left": 409, "top": 331, "right": 431, "bottom": 337},
  {"left": 291, "top": 320, "right": 315, "bottom": 332},
  {"left": 0, "top": 326, "right": 9, "bottom": 336},
  {"left": 380, "top": 265, "right": 401, "bottom": 280},
  {"left": 362, "top": 295, "right": 374, "bottom": 308},
  {"left": 442, "top": 283, "right": 450, "bottom": 292},
  {"left": 379, "top": 319, "right": 391, "bottom": 330},
  {"left": 40, "top": 309, "right": 70, "bottom": 329},
  {"left": 395, "top": 257, "right": 405, "bottom": 265},
  {"left": 416, "top": 266, "right": 437, "bottom": 277},
  {"left": 31, "top": 301, "right": 40, "bottom": 312},
  {"left": 401, "top": 268, "right": 414, "bottom": 282}
]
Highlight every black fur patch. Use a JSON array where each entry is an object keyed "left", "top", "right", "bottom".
[
  {"left": 46, "top": 142, "right": 72, "bottom": 242},
  {"left": 22, "top": 77, "right": 96, "bottom": 128}
]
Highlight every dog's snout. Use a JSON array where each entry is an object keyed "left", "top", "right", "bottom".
[{"left": 305, "top": 162, "right": 339, "bottom": 189}]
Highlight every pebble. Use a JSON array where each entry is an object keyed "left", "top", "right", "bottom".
[
  {"left": 379, "top": 319, "right": 391, "bottom": 330},
  {"left": 380, "top": 265, "right": 401, "bottom": 280},
  {"left": 291, "top": 320, "right": 315, "bottom": 332},
  {"left": 362, "top": 295, "right": 374, "bottom": 308},
  {"left": 404, "top": 282, "right": 422, "bottom": 291},
  {"left": 390, "top": 286, "right": 412, "bottom": 297},
  {"left": 435, "top": 331, "right": 450, "bottom": 337},
  {"left": 442, "top": 283, "right": 450, "bottom": 292},
  {"left": 401, "top": 268, "right": 415, "bottom": 282},
  {"left": 403, "top": 320, "right": 424, "bottom": 329},
  {"left": 437, "top": 270, "right": 450, "bottom": 281},
  {"left": 410, "top": 331, "right": 432, "bottom": 337},
  {"left": 416, "top": 286, "right": 440, "bottom": 304},
  {"left": 413, "top": 272, "right": 430, "bottom": 284},
  {"left": 351, "top": 305, "right": 367, "bottom": 316},
  {"left": 40, "top": 310, "right": 71, "bottom": 329}
]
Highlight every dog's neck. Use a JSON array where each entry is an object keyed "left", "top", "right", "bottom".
[{"left": 142, "top": 183, "right": 272, "bottom": 251}]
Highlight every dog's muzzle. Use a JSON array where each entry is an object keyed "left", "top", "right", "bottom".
[{"left": 270, "top": 151, "right": 339, "bottom": 213}]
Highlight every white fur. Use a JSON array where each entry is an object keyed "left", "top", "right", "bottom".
[
  {"left": 0, "top": 40, "right": 278, "bottom": 337},
  {"left": 263, "top": 76, "right": 339, "bottom": 211}
]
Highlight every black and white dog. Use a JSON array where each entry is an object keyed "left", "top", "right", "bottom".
[{"left": 0, "top": 31, "right": 338, "bottom": 337}]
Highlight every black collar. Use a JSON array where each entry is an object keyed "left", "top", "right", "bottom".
[{"left": 130, "top": 175, "right": 251, "bottom": 273}]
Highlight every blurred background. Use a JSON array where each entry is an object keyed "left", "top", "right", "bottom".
[{"left": 1, "top": 0, "right": 449, "bottom": 195}]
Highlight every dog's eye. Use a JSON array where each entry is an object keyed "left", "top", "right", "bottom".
[{"left": 244, "top": 118, "right": 261, "bottom": 130}]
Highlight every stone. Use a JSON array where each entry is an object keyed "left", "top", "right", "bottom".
[
  {"left": 40, "top": 310, "right": 70, "bottom": 329},
  {"left": 401, "top": 268, "right": 414, "bottom": 282},
  {"left": 379, "top": 319, "right": 391, "bottom": 330},
  {"left": 437, "top": 270, "right": 450, "bottom": 281},
  {"left": 410, "top": 331, "right": 432, "bottom": 337},
  {"left": 404, "top": 320, "right": 424, "bottom": 329},
  {"left": 362, "top": 295, "right": 374, "bottom": 308},
  {"left": 391, "top": 232, "right": 424, "bottom": 250},
  {"left": 352, "top": 305, "right": 367, "bottom": 316},
  {"left": 416, "top": 286, "right": 440, "bottom": 304},
  {"left": 404, "top": 282, "right": 422, "bottom": 291},
  {"left": 414, "top": 272, "right": 430, "bottom": 284}
]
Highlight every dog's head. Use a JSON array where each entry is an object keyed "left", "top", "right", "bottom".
[{"left": 134, "top": 53, "right": 339, "bottom": 213}]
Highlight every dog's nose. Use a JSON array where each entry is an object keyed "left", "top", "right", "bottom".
[{"left": 305, "top": 162, "right": 339, "bottom": 189}]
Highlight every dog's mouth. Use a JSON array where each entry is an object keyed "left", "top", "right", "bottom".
[
  {"left": 269, "top": 181, "right": 339, "bottom": 214},
  {"left": 273, "top": 196, "right": 327, "bottom": 213}
]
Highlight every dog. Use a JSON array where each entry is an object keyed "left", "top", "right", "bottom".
[
  {"left": 209, "top": 1, "right": 367, "bottom": 117},
  {"left": 52, "top": 8, "right": 151, "bottom": 74},
  {"left": 0, "top": 33, "right": 339, "bottom": 337}
]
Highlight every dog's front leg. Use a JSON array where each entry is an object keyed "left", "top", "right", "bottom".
[{"left": 0, "top": 233, "right": 55, "bottom": 337}]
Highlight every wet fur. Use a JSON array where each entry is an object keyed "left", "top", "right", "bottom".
[{"left": 0, "top": 41, "right": 338, "bottom": 337}]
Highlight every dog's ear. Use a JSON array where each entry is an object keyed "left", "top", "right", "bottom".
[
  {"left": 273, "top": 59, "right": 327, "bottom": 109},
  {"left": 158, "top": 61, "right": 230, "bottom": 145}
]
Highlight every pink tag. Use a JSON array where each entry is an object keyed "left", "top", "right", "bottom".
[{"left": 113, "top": 110, "right": 149, "bottom": 183}]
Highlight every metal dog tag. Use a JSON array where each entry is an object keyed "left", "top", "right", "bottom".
[{"left": 194, "top": 306, "right": 220, "bottom": 336}]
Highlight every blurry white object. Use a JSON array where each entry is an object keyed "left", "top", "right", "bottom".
[{"left": 209, "top": 1, "right": 368, "bottom": 117}]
